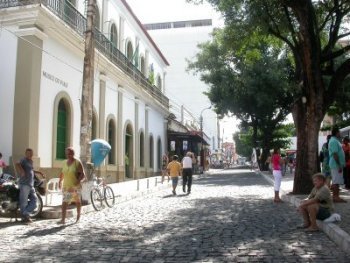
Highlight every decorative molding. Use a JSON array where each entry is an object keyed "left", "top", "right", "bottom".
[{"left": 15, "top": 27, "right": 47, "bottom": 40}]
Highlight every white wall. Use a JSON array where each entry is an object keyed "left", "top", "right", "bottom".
[
  {"left": 39, "top": 37, "right": 84, "bottom": 166},
  {"left": 0, "top": 26, "right": 18, "bottom": 163},
  {"left": 104, "top": 81, "right": 118, "bottom": 123}
]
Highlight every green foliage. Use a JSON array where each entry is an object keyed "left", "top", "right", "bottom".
[
  {"left": 148, "top": 71, "right": 155, "bottom": 85},
  {"left": 188, "top": 27, "right": 295, "bottom": 152},
  {"left": 234, "top": 123, "right": 294, "bottom": 158},
  {"left": 188, "top": 0, "right": 350, "bottom": 193},
  {"left": 233, "top": 131, "right": 252, "bottom": 158}
]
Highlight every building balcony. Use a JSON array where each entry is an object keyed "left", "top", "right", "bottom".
[{"left": 0, "top": 0, "right": 169, "bottom": 109}]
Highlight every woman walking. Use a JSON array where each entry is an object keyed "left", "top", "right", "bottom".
[
  {"left": 271, "top": 148, "right": 284, "bottom": 203},
  {"left": 58, "top": 147, "right": 86, "bottom": 224}
]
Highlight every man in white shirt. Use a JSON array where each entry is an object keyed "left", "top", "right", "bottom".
[{"left": 182, "top": 152, "right": 193, "bottom": 194}]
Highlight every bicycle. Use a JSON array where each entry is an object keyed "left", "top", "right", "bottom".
[{"left": 90, "top": 175, "right": 115, "bottom": 211}]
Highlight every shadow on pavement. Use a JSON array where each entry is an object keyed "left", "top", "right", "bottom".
[
  {"left": 8, "top": 170, "right": 350, "bottom": 262},
  {"left": 196, "top": 172, "right": 271, "bottom": 187}
]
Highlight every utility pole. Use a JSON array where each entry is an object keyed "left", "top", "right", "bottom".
[
  {"left": 80, "top": 0, "right": 96, "bottom": 178},
  {"left": 199, "top": 105, "right": 211, "bottom": 173}
]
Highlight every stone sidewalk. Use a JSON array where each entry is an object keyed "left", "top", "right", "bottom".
[
  {"left": 40, "top": 175, "right": 173, "bottom": 219},
  {"left": 259, "top": 169, "right": 350, "bottom": 253},
  {"left": 40, "top": 173, "right": 209, "bottom": 219}
]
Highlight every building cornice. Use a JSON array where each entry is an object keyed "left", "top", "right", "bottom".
[{"left": 120, "top": 0, "right": 170, "bottom": 66}]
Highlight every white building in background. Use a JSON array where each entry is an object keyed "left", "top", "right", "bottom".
[
  {"left": 144, "top": 19, "right": 220, "bottom": 151},
  {"left": 0, "top": 0, "right": 170, "bottom": 181}
]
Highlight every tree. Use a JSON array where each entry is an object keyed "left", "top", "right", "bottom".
[
  {"left": 234, "top": 123, "right": 294, "bottom": 169},
  {"left": 188, "top": 30, "right": 294, "bottom": 169},
  {"left": 80, "top": 0, "right": 96, "bottom": 181},
  {"left": 189, "top": 0, "right": 350, "bottom": 194}
]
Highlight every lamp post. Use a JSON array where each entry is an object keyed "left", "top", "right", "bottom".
[{"left": 199, "top": 106, "right": 211, "bottom": 173}]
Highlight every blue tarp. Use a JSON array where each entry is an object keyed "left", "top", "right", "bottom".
[{"left": 91, "top": 139, "right": 111, "bottom": 167}]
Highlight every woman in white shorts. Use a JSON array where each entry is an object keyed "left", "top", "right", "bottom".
[{"left": 271, "top": 148, "right": 284, "bottom": 203}]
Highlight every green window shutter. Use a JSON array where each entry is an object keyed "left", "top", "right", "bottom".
[
  {"left": 56, "top": 101, "right": 67, "bottom": 159},
  {"left": 108, "top": 122, "right": 114, "bottom": 164}
]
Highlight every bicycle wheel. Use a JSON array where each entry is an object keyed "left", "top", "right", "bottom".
[
  {"left": 90, "top": 188, "right": 104, "bottom": 211},
  {"left": 104, "top": 186, "right": 115, "bottom": 208}
]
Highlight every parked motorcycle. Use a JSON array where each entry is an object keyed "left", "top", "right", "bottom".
[{"left": 0, "top": 173, "right": 45, "bottom": 221}]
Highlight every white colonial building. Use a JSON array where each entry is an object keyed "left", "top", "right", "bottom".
[{"left": 0, "top": 0, "right": 170, "bottom": 181}]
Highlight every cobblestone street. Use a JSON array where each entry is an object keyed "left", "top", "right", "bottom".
[{"left": 1, "top": 169, "right": 349, "bottom": 262}]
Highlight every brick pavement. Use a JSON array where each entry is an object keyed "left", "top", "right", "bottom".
[
  {"left": 259, "top": 169, "right": 350, "bottom": 252},
  {"left": 0, "top": 169, "right": 349, "bottom": 262}
]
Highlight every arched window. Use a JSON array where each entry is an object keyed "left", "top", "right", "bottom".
[
  {"left": 107, "top": 119, "right": 116, "bottom": 164},
  {"left": 56, "top": 100, "right": 68, "bottom": 159},
  {"left": 140, "top": 56, "right": 146, "bottom": 75},
  {"left": 126, "top": 41, "right": 133, "bottom": 61},
  {"left": 139, "top": 132, "right": 144, "bottom": 167},
  {"left": 157, "top": 138, "right": 162, "bottom": 170},
  {"left": 149, "top": 135, "right": 154, "bottom": 168},
  {"left": 110, "top": 23, "right": 118, "bottom": 48},
  {"left": 156, "top": 75, "right": 162, "bottom": 90}
]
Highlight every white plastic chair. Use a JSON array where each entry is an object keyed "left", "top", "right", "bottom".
[{"left": 45, "top": 178, "right": 62, "bottom": 206}]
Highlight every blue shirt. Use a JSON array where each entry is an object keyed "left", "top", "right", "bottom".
[
  {"left": 328, "top": 136, "right": 345, "bottom": 169},
  {"left": 18, "top": 158, "right": 34, "bottom": 187}
]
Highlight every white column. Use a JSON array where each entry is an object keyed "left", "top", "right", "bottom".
[{"left": 119, "top": 17, "right": 125, "bottom": 53}]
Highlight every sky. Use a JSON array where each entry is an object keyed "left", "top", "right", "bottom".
[
  {"left": 126, "top": 0, "right": 238, "bottom": 142},
  {"left": 126, "top": 0, "right": 223, "bottom": 25}
]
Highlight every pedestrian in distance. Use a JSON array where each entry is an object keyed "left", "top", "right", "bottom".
[
  {"left": 0, "top": 152, "right": 7, "bottom": 176},
  {"left": 271, "top": 148, "right": 284, "bottom": 203},
  {"left": 297, "top": 173, "right": 333, "bottom": 232},
  {"left": 182, "top": 152, "right": 193, "bottom": 194},
  {"left": 161, "top": 153, "right": 170, "bottom": 183},
  {"left": 320, "top": 135, "right": 332, "bottom": 187},
  {"left": 58, "top": 147, "right": 86, "bottom": 224},
  {"left": 342, "top": 136, "right": 350, "bottom": 189},
  {"left": 265, "top": 153, "right": 272, "bottom": 173},
  {"left": 328, "top": 127, "right": 347, "bottom": 202},
  {"left": 166, "top": 155, "right": 182, "bottom": 195},
  {"left": 15, "top": 148, "right": 44, "bottom": 223}
]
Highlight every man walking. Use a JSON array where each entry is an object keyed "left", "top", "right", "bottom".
[
  {"left": 16, "top": 148, "right": 42, "bottom": 223},
  {"left": 329, "top": 127, "right": 346, "bottom": 202},
  {"left": 182, "top": 152, "right": 193, "bottom": 194}
]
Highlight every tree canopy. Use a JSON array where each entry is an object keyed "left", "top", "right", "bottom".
[
  {"left": 188, "top": 0, "right": 350, "bottom": 193},
  {"left": 188, "top": 29, "right": 295, "bottom": 167}
]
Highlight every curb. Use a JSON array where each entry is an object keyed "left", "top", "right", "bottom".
[
  {"left": 259, "top": 171, "right": 350, "bottom": 252},
  {"left": 41, "top": 182, "right": 172, "bottom": 220}
]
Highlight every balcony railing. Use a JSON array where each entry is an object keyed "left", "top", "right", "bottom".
[{"left": 0, "top": 0, "right": 169, "bottom": 108}]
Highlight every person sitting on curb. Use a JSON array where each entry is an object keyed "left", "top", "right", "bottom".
[{"left": 297, "top": 173, "right": 333, "bottom": 232}]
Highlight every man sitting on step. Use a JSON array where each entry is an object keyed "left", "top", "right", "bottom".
[{"left": 297, "top": 173, "right": 333, "bottom": 232}]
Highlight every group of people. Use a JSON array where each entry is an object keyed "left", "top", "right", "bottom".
[
  {"left": 161, "top": 152, "right": 196, "bottom": 195},
  {"left": 270, "top": 126, "right": 350, "bottom": 232},
  {"left": 271, "top": 147, "right": 335, "bottom": 232},
  {"left": 0, "top": 147, "right": 86, "bottom": 224}
]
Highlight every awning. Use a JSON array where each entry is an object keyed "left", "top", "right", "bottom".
[{"left": 168, "top": 131, "right": 210, "bottom": 145}]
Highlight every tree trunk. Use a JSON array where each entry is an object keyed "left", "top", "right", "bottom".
[
  {"left": 260, "top": 148, "right": 270, "bottom": 171},
  {"left": 288, "top": 1, "right": 326, "bottom": 194},
  {"left": 292, "top": 100, "right": 323, "bottom": 194},
  {"left": 80, "top": 0, "right": 96, "bottom": 178}
]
